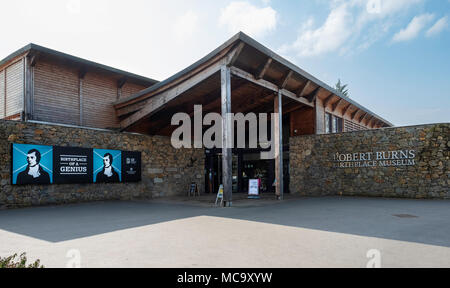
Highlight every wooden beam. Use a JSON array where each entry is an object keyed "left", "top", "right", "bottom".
[
  {"left": 29, "top": 54, "right": 37, "bottom": 67},
  {"left": 282, "top": 103, "right": 304, "bottom": 115},
  {"left": 227, "top": 42, "right": 245, "bottom": 67},
  {"left": 117, "top": 77, "right": 127, "bottom": 100},
  {"left": 297, "top": 80, "right": 311, "bottom": 98},
  {"left": 274, "top": 91, "right": 284, "bottom": 200},
  {"left": 120, "top": 59, "right": 224, "bottom": 129},
  {"left": 256, "top": 57, "right": 272, "bottom": 80},
  {"left": 280, "top": 70, "right": 293, "bottom": 90},
  {"left": 366, "top": 115, "right": 374, "bottom": 127},
  {"left": 307, "top": 87, "right": 320, "bottom": 103},
  {"left": 332, "top": 98, "right": 344, "bottom": 112},
  {"left": 230, "top": 66, "right": 314, "bottom": 108},
  {"left": 117, "top": 77, "right": 127, "bottom": 89},
  {"left": 342, "top": 104, "right": 352, "bottom": 117},
  {"left": 351, "top": 109, "right": 359, "bottom": 121},
  {"left": 322, "top": 93, "right": 334, "bottom": 108},
  {"left": 115, "top": 43, "right": 234, "bottom": 110},
  {"left": 359, "top": 112, "right": 368, "bottom": 123},
  {"left": 221, "top": 66, "right": 233, "bottom": 207}
]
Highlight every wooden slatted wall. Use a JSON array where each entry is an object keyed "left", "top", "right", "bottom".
[
  {"left": 33, "top": 59, "right": 80, "bottom": 125},
  {"left": 5, "top": 60, "right": 24, "bottom": 117},
  {"left": 0, "top": 70, "right": 4, "bottom": 118},
  {"left": 83, "top": 71, "right": 120, "bottom": 129}
]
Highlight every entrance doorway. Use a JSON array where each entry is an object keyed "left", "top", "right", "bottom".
[{"left": 205, "top": 149, "right": 289, "bottom": 195}]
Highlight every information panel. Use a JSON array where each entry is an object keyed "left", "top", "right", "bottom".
[
  {"left": 11, "top": 143, "right": 141, "bottom": 186},
  {"left": 53, "top": 146, "right": 93, "bottom": 184}
]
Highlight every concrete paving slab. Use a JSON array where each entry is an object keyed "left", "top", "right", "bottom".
[{"left": 1, "top": 197, "right": 449, "bottom": 268}]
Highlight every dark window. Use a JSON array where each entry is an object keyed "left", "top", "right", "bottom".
[
  {"left": 326, "top": 113, "right": 343, "bottom": 134},
  {"left": 325, "top": 113, "right": 331, "bottom": 134}
]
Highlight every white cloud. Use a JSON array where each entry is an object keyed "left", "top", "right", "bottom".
[
  {"left": 392, "top": 13, "right": 435, "bottom": 42},
  {"left": 426, "top": 16, "right": 449, "bottom": 37},
  {"left": 219, "top": 1, "right": 277, "bottom": 38},
  {"left": 280, "top": 4, "right": 352, "bottom": 57},
  {"left": 281, "top": 0, "right": 426, "bottom": 58}
]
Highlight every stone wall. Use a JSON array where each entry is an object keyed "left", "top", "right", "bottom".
[
  {"left": 290, "top": 123, "right": 449, "bottom": 199},
  {"left": 0, "top": 120, "right": 205, "bottom": 208}
]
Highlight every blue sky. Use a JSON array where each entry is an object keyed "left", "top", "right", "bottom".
[{"left": 0, "top": 0, "right": 449, "bottom": 126}]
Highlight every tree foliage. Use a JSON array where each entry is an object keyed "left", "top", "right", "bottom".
[
  {"left": 336, "top": 79, "right": 349, "bottom": 98},
  {"left": 0, "top": 253, "right": 44, "bottom": 268}
]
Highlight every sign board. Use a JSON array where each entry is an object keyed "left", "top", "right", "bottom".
[
  {"left": 332, "top": 150, "right": 417, "bottom": 169},
  {"left": 122, "top": 151, "right": 142, "bottom": 183},
  {"left": 11, "top": 143, "right": 141, "bottom": 186},
  {"left": 215, "top": 184, "right": 224, "bottom": 207},
  {"left": 53, "top": 146, "right": 93, "bottom": 184},
  {"left": 249, "top": 179, "right": 260, "bottom": 196}
]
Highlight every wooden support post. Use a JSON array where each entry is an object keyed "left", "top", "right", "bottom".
[
  {"left": 274, "top": 91, "right": 284, "bottom": 200},
  {"left": 221, "top": 66, "right": 233, "bottom": 207},
  {"left": 79, "top": 69, "right": 86, "bottom": 126},
  {"left": 117, "top": 78, "right": 127, "bottom": 100},
  {"left": 24, "top": 56, "right": 34, "bottom": 121}
]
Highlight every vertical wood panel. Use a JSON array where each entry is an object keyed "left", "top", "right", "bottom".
[
  {"left": 83, "top": 71, "right": 120, "bottom": 128},
  {"left": 5, "top": 59, "right": 24, "bottom": 117},
  {"left": 0, "top": 70, "right": 5, "bottom": 118},
  {"left": 33, "top": 59, "right": 80, "bottom": 125},
  {"left": 120, "top": 82, "right": 148, "bottom": 99}
]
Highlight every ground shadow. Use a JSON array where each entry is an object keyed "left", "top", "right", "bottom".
[{"left": 0, "top": 197, "right": 449, "bottom": 247}]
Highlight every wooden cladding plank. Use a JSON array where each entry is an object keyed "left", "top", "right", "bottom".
[
  {"left": 344, "top": 119, "right": 368, "bottom": 132},
  {"left": 33, "top": 60, "right": 80, "bottom": 125},
  {"left": 83, "top": 71, "right": 120, "bottom": 128},
  {"left": 5, "top": 59, "right": 24, "bottom": 117},
  {"left": 120, "top": 82, "right": 148, "bottom": 100},
  {"left": 0, "top": 70, "right": 4, "bottom": 118}
]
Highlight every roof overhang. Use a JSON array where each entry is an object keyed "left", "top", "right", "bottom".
[
  {"left": 114, "top": 32, "right": 393, "bottom": 133},
  {"left": 0, "top": 43, "right": 159, "bottom": 87}
]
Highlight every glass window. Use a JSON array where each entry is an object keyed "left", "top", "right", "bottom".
[
  {"left": 332, "top": 116, "right": 337, "bottom": 133},
  {"left": 337, "top": 117, "right": 343, "bottom": 132},
  {"left": 325, "top": 113, "right": 331, "bottom": 134}
]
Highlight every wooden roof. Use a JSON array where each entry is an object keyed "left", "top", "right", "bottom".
[
  {"left": 0, "top": 43, "right": 159, "bottom": 87},
  {"left": 115, "top": 32, "right": 393, "bottom": 134}
]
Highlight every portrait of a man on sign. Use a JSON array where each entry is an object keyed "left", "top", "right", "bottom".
[
  {"left": 93, "top": 149, "right": 121, "bottom": 183},
  {"left": 12, "top": 144, "right": 53, "bottom": 185}
]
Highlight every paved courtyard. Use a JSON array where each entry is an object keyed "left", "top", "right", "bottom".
[{"left": 1, "top": 196, "right": 450, "bottom": 268}]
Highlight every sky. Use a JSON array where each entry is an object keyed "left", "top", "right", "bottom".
[{"left": 0, "top": 0, "right": 449, "bottom": 126}]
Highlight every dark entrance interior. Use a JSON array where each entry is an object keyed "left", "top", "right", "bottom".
[
  {"left": 205, "top": 114, "right": 290, "bottom": 195},
  {"left": 205, "top": 149, "right": 289, "bottom": 195}
]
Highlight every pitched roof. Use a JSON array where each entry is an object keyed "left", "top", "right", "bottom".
[
  {"left": 0, "top": 43, "right": 159, "bottom": 87},
  {"left": 115, "top": 32, "right": 393, "bottom": 127}
]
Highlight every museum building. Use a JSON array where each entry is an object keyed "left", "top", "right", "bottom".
[{"left": 1, "top": 32, "right": 415, "bottom": 205}]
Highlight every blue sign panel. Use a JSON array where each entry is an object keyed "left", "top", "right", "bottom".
[
  {"left": 11, "top": 144, "right": 140, "bottom": 186},
  {"left": 93, "top": 149, "right": 122, "bottom": 183},
  {"left": 12, "top": 143, "right": 53, "bottom": 185}
]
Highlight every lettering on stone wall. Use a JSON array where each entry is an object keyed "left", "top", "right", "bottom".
[{"left": 332, "top": 150, "right": 417, "bottom": 168}]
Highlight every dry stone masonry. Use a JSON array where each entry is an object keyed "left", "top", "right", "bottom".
[
  {"left": 290, "top": 123, "right": 449, "bottom": 199},
  {"left": 0, "top": 120, "right": 205, "bottom": 208}
]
